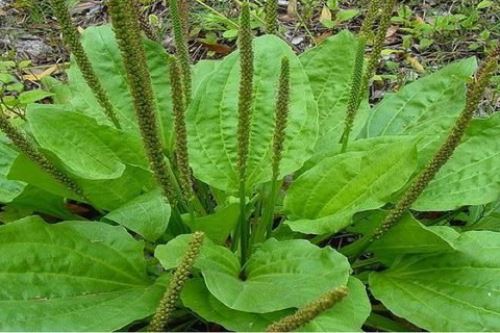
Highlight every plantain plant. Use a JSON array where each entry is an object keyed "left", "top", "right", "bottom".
[{"left": 0, "top": 0, "right": 499, "bottom": 331}]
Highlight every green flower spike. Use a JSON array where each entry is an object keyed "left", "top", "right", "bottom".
[
  {"left": 168, "top": 0, "right": 192, "bottom": 104},
  {"left": 368, "top": 45, "right": 499, "bottom": 245},
  {"left": 236, "top": 1, "right": 254, "bottom": 267},
  {"left": 339, "top": 36, "right": 366, "bottom": 152},
  {"left": 360, "top": 0, "right": 381, "bottom": 36},
  {"left": 108, "top": 0, "right": 177, "bottom": 206},
  {"left": 360, "top": 0, "right": 397, "bottom": 94},
  {"left": 50, "top": 0, "right": 121, "bottom": 129},
  {"left": 0, "top": 115, "right": 84, "bottom": 199},
  {"left": 266, "top": 286, "right": 348, "bottom": 332},
  {"left": 148, "top": 232, "right": 205, "bottom": 332},
  {"left": 264, "top": 0, "right": 279, "bottom": 35},
  {"left": 272, "top": 57, "right": 291, "bottom": 178},
  {"left": 254, "top": 56, "right": 291, "bottom": 243},
  {"left": 131, "top": 0, "right": 158, "bottom": 41},
  {"left": 170, "top": 57, "right": 193, "bottom": 200}
]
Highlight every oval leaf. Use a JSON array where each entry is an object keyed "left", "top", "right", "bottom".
[
  {"left": 187, "top": 35, "right": 318, "bottom": 192},
  {"left": 413, "top": 113, "right": 500, "bottom": 210},
  {"left": 285, "top": 142, "right": 417, "bottom": 235},
  {"left": 68, "top": 25, "right": 173, "bottom": 148},
  {"left": 0, "top": 217, "right": 164, "bottom": 331},
  {"left": 156, "top": 236, "right": 350, "bottom": 313},
  {"left": 105, "top": 189, "right": 171, "bottom": 241},
  {"left": 300, "top": 30, "right": 370, "bottom": 150},
  {"left": 370, "top": 231, "right": 500, "bottom": 331}
]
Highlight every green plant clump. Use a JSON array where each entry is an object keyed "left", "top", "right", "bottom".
[{"left": 0, "top": 0, "right": 499, "bottom": 331}]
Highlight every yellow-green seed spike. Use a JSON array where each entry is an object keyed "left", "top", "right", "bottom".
[
  {"left": 359, "top": 0, "right": 397, "bottom": 95},
  {"left": 339, "top": 36, "right": 366, "bottom": 152},
  {"left": 367, "top": 45, "right": 499, "bottom": 245},
  {"left": 168, "top": 0, "right": 192, "bottom": 104},
  {"left": 264, "top": 0, "right": 279, "bottom": 35},
  {"left": 50, "top": 0, "right": 121, "bottom": 129},
  {"left": 169, "top": 57, "right": 193, "bottom": 200},
  {"left": 108, "top": 0, "right": 177, "bottom": 205},
  {"left": 272, "top": 57, "right": 290, "bottom": 179},
  {"left": 0, "top": 114, "right": 84, "bottom": 199},
  {"left": 131, "top": 0, "right": 158, "bottom": 41},
  {"left": 148, "top": 232, "right": 205, "bottom": 332},
  {"left": 360, "top": 0, "right": 381, "bottom": 36},
  {"left": 237, "top": 1, "right": 254, "bottom": 267},
  {"left": 266, "top": 286, "right": 348, "bottom": 332}
]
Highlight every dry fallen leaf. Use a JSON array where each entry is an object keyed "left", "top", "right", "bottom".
[{"left": 22, "top": 64, "right": 58, "bottom": 81}]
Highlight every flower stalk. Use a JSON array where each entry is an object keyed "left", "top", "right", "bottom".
[
  {"left": 236, "top": 1, "right": 254, "bottom": 268},
  {"left": 168, "top": 0, "right": 192, "bottom": 104},
  {"left": 266, "top": 286, "right": 348, "bottom": 332},
  {"left": 107, "top": 0, "right": 178, "bottom": 206},
  {"left": 50, "top": 0, "right": 121, "bottom": 129},
  {"left": 148, "top": 232, "right": 205, "bottom": 332}
]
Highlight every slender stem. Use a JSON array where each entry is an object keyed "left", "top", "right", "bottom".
[
  {"left": 238, "top": 181, "right": 249, "bottom": 267},
  {"left": 254, "top": 179, "right": 278, "bottom": 243}
]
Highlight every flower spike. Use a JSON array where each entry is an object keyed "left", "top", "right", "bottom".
[
  {"left": 0, "top": 115, "right": 84, "bottom": 199},
  {"left": 50, "top": 0, "right": 121, "bottom": 129},
  {"left": 148, "top": 232, "right": 205, "bottom": 331},
  {"left": 170, "top": 57, "right": 193, "bottom": 200},
  {"left": 236, "top": 1, "right": 254, "bottom": 267},
  {"left": 366, "top": 45, "right": 499, "bottom": 247},
  {"left": 266, "top": 286, "right": 348, "bottom": 332},
  {"left": 108, "top": 0, "right": 177, "bottom": 205},
  {"left": 265, "top": 0, "right": 279, "bottom": 35},
  {"left": 168, "top": 0, "right": 192, "bottom": 104}
]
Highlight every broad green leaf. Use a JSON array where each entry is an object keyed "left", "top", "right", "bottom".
[
  {"left": 8, "top": 153, "right": 75, "bottom": 199},
  {"left": 0, "top": 139, "right": 26, "bottom": 203},
  {"left": 303, "top": 135, "right": 417, "bottom": 171},
  {"left": 369, "top": 213, "right": 458, "bottom": 263},
  {"left": 68, "top": 25, "right": 173, "bottom": 148},
  {"left": 0, "top": 217, "right": 165, "bottom": 331},
  {"left": 299, "top": 30, "right": 370, "bottom": 151},
  {"left": 105, "top": 189, "right": 171, "bottom": 241},
  {"left": 361, "top": 58, "right": 477, "bottom": 162},
  {"left": 27, "top": 106, "right": 125, "bottom": 180},
  {"left": 181, "top": 277, "right": 369, "bottom": 332},
  {"left": 370, "top": 231, "right": 500, "bottom": 331},
  {"left": 187, "top": 35, "right": 318, "bottom": 192},
  {"left": 156, "top": 236, "right": 350, "bottom": 313},
  {"left": 300, "top": 277, "right": 371, "bottom": 332},
  {"left": 413, "top": 113, "right": 500, "bottom": 210},
  {"left": 8, "top": 153, "right": 154, "bottom": 211},
  {"left": 284, "top": 142, "right": 417, "bottom": 235},
  {"left": 41, "top": 76, "right": 72, "bottom": 104},
  {"left": 18, "top": 89, "right": 53, "bottom": 104},
  {"left": 181, "top": 278, "right": 291, "bottom": 332},
  {"left": 464, "top": 202, "right": 500, "bottom": 232},
  {"left": 183, "top": 203, "right": 239, "bottom": 244},
  {"left": 192, "top": 59, "right": 220, "bottom": 94},
  {"left": 29, "top": 104, "right": 149, "bottom": 170},
  {"left": 6, "top": 185, "right": 75, "bottom": 220}
]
